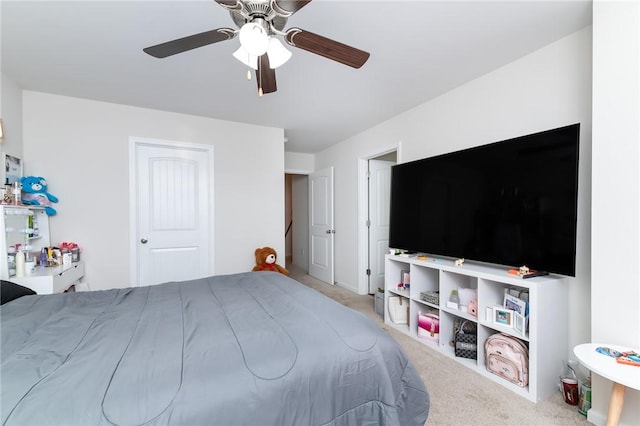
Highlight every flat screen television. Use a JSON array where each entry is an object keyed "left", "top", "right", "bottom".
[{"left": 389, "top": 123, "right": 580, "bottom": 276}]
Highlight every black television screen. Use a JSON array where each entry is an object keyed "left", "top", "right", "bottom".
[{"left": 389, "top": 124, "right": 580, "bottom": 276}]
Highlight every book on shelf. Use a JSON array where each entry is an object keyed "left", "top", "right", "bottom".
[{"left": 504, "top": 293, "right": 526, "bottom": 315}]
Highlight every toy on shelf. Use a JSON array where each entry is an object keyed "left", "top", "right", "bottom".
[
  {"left": 508, "top": 265, "right": 550, "bottom": 279},
  {"left": 20, "top": 176, "right": 59, "bottom": 215}
]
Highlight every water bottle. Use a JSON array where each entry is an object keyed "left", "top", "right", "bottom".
[
  {"left": 40, "top": 248, "right": 47, "bottom": 267},
  {"left": 15, "top": 250, "right": 26, "bottom": 277},
  {"left": 11, "top": 182, "right": 21, "bottom": 205}
]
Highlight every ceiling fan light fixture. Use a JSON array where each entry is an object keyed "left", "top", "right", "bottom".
[
  {"left": 266, "top": 38, "right": 292, "bottom": 69},
  {"left": 143, "top": 2, "right": 371, "bottom": 96},
  {"left": 232, "top": 46, "right": 258, "bottom": 70},
  {"left": 238, "top": 21, "right": 269, "bottom": 56}
]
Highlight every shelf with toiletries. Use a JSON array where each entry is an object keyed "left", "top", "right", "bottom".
[{"left": 1, "top": 205, "right": 83, "bottom": 293}]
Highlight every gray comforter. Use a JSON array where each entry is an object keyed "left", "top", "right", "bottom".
[{"left": 1, "top": 272, "right": 429, "bottom": 426}]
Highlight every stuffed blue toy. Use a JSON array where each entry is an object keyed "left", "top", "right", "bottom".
[{"left": 20, "top": 176, "right": 59, "bottom": 215}]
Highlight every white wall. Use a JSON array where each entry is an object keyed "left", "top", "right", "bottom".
[
  {"left": 316, "top": 25, "right": 592, "bottom": 372},
  {"left": 1, "top": 74, "right": 23, "bottom": 157},
  {"left": 591, "top": 1, "right": 640, "bottom": 424},
  {"left": 22, "top": 91, "right": 285, "bottom": 290},
  {"left": 285, "top": 151, "right": 314, "bottom": 173}
]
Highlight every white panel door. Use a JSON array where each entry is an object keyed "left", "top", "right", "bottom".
[
  {"left": 368, "top": 160, "right": 393, "bottom": 294},
  {"left": 132, "top": 140, "right": 213, "bottom": 286},
  {"left": 309, "top": 167, "right": 334, "bottom": 284}
]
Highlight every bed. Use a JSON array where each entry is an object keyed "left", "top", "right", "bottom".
[{"left": 1, "top": 271, "right": 429, "bottom": 425}]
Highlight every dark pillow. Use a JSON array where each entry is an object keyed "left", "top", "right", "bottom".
[{"left": 1, "top": 280, "right": 36, "bottom": 305}]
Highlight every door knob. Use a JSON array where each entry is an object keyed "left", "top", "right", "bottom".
[{"left": 140, "top": 238, "right": 148, "bottom": 244}]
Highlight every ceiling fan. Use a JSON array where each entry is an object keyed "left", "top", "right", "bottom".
[{"left": 143, "top": 0, "right": 370, "bottom": 96}]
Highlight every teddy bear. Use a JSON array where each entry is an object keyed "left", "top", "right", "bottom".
[
  {"left": 20, "top": 176, "right": 59, "bottom": 215},
  {"left": 252, "top": 246, "right": 289, "bottom": 276}
]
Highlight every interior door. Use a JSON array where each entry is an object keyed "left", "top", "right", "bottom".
[
  {"left": 368, "top": 160, "right": 394, "bottom": 294},
  {"left": 308, "top": 167, "right": 334, "bottom": 284},
  {"left": 132, "top": 139, "right": 213, "bottom": 286}
]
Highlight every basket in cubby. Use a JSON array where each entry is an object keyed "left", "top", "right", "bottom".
[{"left": 420, "top": 291, "right": 440, "bottom": 305}]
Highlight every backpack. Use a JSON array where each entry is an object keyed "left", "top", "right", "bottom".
[{"left": 485, "top": 333, "right": 529, "bottom": 387}]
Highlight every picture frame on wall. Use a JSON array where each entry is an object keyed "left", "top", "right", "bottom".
[
  {"left": 492, "top": 306, "right": 514, "bottom": 328},
  {"left": 1, "top": 153, "right": 22, "bottom": 185}
]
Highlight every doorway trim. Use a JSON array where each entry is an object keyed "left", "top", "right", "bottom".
[
  {"left": 285, "top": 172, "right": 311, "bottom": 272},
  {"left": 357, "top": 143, "right": 401, "bottom": 295},
  {"left": 128, "top": 136, "right": 215, "bottom": 286}
]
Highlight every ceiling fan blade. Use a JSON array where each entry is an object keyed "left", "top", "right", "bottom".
[
  {"left": 272, "top": 0, "right": 312, "bottom": 16},
  {"left": 285, "top": 28, "right": 369, "bottom": 69},
  {"left": 215, "top": 0, "right": 240, "bottom": 7},
  {"left": 256, "top": 55, "right": 277, "bottom": 95},
  {"left": 143, "top": 28, "right": 235, "bottom": 58},
  {"left": 214, "top": 0, "right": 242, "bottom": 11}
]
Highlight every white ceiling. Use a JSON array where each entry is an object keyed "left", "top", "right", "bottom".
[{"left": 1, "top": 1, "right": 592, "bottom": 153}]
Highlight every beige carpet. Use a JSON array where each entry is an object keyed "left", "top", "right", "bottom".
[{"left": 288, "top": 265, "right": 590, "bottom": 426}]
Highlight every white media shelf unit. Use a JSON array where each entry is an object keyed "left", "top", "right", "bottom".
[{"left": 384, "top": 254, "right": 568, "bottom": 403}]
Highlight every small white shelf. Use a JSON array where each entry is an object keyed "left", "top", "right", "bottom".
[
  {"left": 388, "top": 288, "right": 410, "bottom": 298},
  {"left": 384, "top": 254, "right": 567, "bottom": 403},
  {"left": 415, "top": 298, "right": 439, "bottom": 310},
  {"left": 1, "top": 205, "right": 84, "bottom": 294}
]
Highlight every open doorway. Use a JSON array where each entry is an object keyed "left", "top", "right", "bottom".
[
  {"left": 358, "top": 150, "right": 397, "bottom": 294},
  {"left": 285, "top": 173, "right": 309, "bottom": 271}
]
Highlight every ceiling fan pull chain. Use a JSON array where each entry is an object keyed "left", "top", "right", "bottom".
[
  {"left": 258, "top": 59, "right": 264, "bottom": 97},
  {"left": 245, "top": 50, "right": 252, "bottom": 80}
]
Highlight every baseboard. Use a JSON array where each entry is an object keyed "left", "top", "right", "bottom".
[
  {"left": 587, "top": 409, "right": 640, "bottom": 426},
  {"left": 335, "top": 280, "right": 360, "bottom": 294},
  {"left": 586, "top": 408, "right": 605, "bottom": 426}
]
